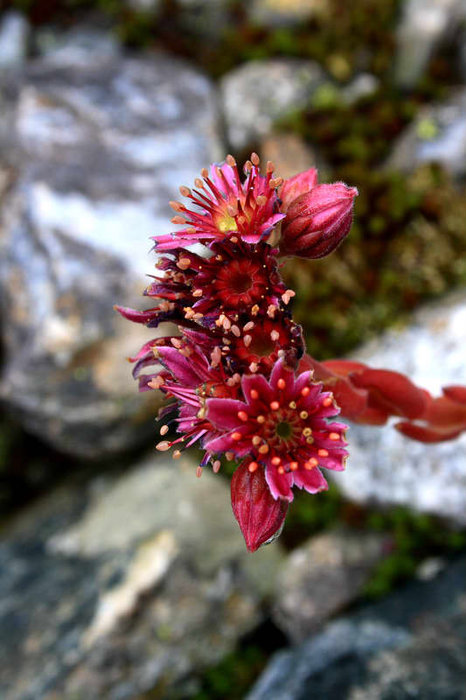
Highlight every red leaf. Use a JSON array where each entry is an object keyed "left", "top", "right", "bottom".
[
  {"left": 443, "top": 385, "right": 466, "bottom": 405},
  {"left": 395, "top": 421, "right": 463, "bottom": 443},
  {"left": 231, "top": 461, "right": 288, "bottom": 552},
  {"left": 351, "top": 368, "right": 427, "bottom": 419}
]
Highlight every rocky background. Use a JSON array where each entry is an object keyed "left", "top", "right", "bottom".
[{"left": 1, "top": 1, "right": 466, "bottom": 698}]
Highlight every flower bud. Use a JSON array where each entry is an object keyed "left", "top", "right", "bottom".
[
  {"left": 280, "top": 182, "right": 358, "bottom": 259},
  {"left": 279, "top": 167, "right": 318, "bottom": 213}
]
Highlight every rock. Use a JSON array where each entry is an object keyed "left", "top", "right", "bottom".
[
  {"left": 333, "top": 292, "right": 466, "bottom": 526},
  {"left": 175, "top": 0, "right": 231, "bottom": 41},
  {"left": 0, "top": 50, "right": 224, "bottom": 458},
  {"left": 221, "top": 59, "right": 324, "bottom": 151},
  {"left": 126, "top": 0, "right": 161, "bottom": 11},
  {"left": 340, "top": 73, "right": 380, "bottom": 106},
  {"left": 248, "top": 554, "right": 466, "bottom": 700},
  {"left": 259, "top": 132, "right": 327, "bottom": 180},
  {"left": 272, "top": 529, "right": 390, "bottom": 643},
  {"left": 249, "top": 0, "right": 328, "bottom": 27},
  {"left": 0, "top": 454, "right": 284, "bottom": 699},
  {"left": 0, "top": 11, "right": 30, "bottom": 69},
  {"left": 386, "top": 89, "right": 466, "bottom": 179},
  {"left": 35, "top": 26, "right": 121, "bottom": 66},
  {"left": 394, "top": 0, "right": 466, "bottom": 89}
]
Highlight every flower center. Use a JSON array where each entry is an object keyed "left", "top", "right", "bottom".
[
  {"left": 216, "top": 213, "right": 237, "bottom": 233},
  {"left": 276, "top": 420, "right": 292, "bottom": 440},
  {"left": 229, "top": 270, "right": 253, "bottom": 294}
]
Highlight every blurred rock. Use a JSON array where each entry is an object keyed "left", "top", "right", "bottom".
[
  {"left": 0, "top": 11, "right": 30, "bottom": 69},
  {"left": 260, "top": 132, "right": 326, "bottom": 180},
  {"left": 126, "top": 0, "right": 161, "bottom": 11},
  {"left": 341, "top": 73, "right": 380, "bottom": 106},
  {"left": 175, "top": 0, "right": 231, "bottom": 41},
  {"left": 394, "top": 0, "right": 466, "bottom": 89},
  {"left": 249, "top": 555, "right": 466, "bottom": 700},
  {"left": 334, "top": 292, "right": 466, "bottom": 525},
  {"left": 387, "top": 89, "right": 466, "bottom": 180},
  {"left": 35, "top": 26, "right": 121, "bottom": 66},
  {"left": 221, "top": 59, "right": 324, "bottom": 151},
  {"left": 0, "top": 49, "right": 223, "bottom": 458},
  {"left": 272, "top": 529, "right": 390, "bottom": 643},
  {"left": 249, "top": 0, "right": 328, "bottom": 27},
  {"left": 0, "top": 454, "right": 283, "bottom": 700}
]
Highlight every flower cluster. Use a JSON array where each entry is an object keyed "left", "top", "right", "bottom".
[{"left": 117, "top": 154, "right": 466, "bottom": 551}]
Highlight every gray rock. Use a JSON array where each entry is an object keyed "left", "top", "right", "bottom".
[
  {"left": 0, "top": 454, "right": 283, "bottom": 700},
  {"left": 249, "top": 0, "right": 328, "bottom": 27},
  {"left": 249, "top": 555, "right": 466, "bottom": 700},
  {"left": 35, "top": 26, "right": 121, "bottom": 66},
  {"left": 394, "top": 0, "right": 466, "bottom": 89},
  {"left": 175, "top": 0, "right": 231, "bottom": 41},
  {"left": 341, "top": 73, "right": 380, "bottom": 106},
  {"left": 386, "top": 89, "right": 466, "bottom": 179},
  {"left": 0, "top": 51, "right": 223, "bottom": 458},
  {"left": 272, "top": 529, "right": 390, "bottom": 643},
  {"left": 221, "top": 59, "right": 324, "bottom": 151},
  {"left": 0, "top": 11, "right": 30, "bottom": 69},
  {"left": 334, "top": 292, "right": 466, "bottom": 525},
  {"left": 126, "top": 0, "right": 161, "bottom": 11}
]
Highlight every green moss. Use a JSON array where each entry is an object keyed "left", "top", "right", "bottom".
[{"left": 193, "top": 645, "right": 267, "bottom": 700}]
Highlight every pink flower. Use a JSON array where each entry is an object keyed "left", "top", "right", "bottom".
[
  {"left": 205, "top": 358, "right": 347, "bottom": 502},
  {"left": 154, "top": 154, "right": 285, "bottom": 251},
  {"left": 280, "top": 182, "right": 358, "bottom": 259}
]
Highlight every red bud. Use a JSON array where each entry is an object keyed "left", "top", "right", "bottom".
[
  {"left": 279, "top": 167, "right": 318, "bottom": 213},
  {"left": 280, "top": 182, "right": 358, "bottom": 259},
  {"left": 231, "top": 460, "right": 288, "bottom": 552}
]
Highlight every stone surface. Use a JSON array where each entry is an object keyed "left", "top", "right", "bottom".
[
  {"left": 386, "top": 89, "right": 466, "bottom": 179},
  {"left": 340, "top": 73, "right": 380, "bottom": 106},
  {"left": 35, "top": 26, "right": 121, "bottom": 66},
  {"left": 221, "top": 59, "right": 324, "bottom": 151},
  {"left": 333, "top": 292, "right": 466, "bottom": 525},
  {"left": 248, "top": 555, "right": 466, "bottom": 700},
  {"left": 0, "top": 11, "right": 30, "bottom": 69},
  {"left": 0, "top": 48, "right": 223, "bottom": 458},
  {"left": 249, "top": 0, "right": 328, "bottom": 27},
  {"left": 272, "top": 528, "right": 390, "bottom": 643},
  {"left": 394, "top": 0, "right": 466, "bottom": 88},
  {"left": 0, "top": 454, "right": 283, "bottom": 700},
  {"left": 260, "top": 132, "right": 327, "bottom": 180}
]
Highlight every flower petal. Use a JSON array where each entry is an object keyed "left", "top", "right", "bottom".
[{"left": 293, "top": 467, "right": 328, "bottom": 494}]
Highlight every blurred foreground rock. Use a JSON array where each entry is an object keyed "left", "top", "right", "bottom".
[
  {"left": 249, "top": 554, "right": 466, "bottom": 700},
  {"left": 0, "top": 42, "right": 223, "bottom": 458},
  {"left": 0, "top": 454, "right": 283, "bottom": 699},
  {"left": 387, "top": 89, "right": 466, "bottom": 180},
  {"left": 272, "top": 529, "right": 390, "bottom": 643},
  {"left": 221, "top": 59, "right": 324, "bottom": 151},
  {"left": 334, "top": 292, "right": 466, "bottom": 525}
]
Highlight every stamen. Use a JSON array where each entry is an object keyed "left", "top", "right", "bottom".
[
  {"left": 226, "top": 154, "right": 236, "bottom": 167},
  {"left": 251, "top": 152, "right": 260, "bottom": 165},
  {"left": 322, "top": 397, "right": 333, "bottom": 407},
  {"left": 169, "top": 200, "right": 184, "bottom": 212},
  {"left": 173, "top": 449, "right": 182, "bottom": 459},
  {"left": 277, "top": 378, "right": 286, "bottom": 390},
  {"left": 192, "top": 289, "right": 203, "bottom": 297},
  {"left": 258, "top": 444, "right": 269, "bottom": 454},
  {"left": 257, "top": 415, "right": 266, "bottom": 424},
  {"left": 318, "top": 448, "right": 329, "bottom": 457},
  {"left": 249, "top": 362, "right": 259, "bottom": 373},
  {"left": 248, "top": 461, "right": 259, "bottom": 473},
  {"left": 160, "top": 425, "right": 169, "bottom": 436},
  {"left": 156, "top": 441, "right": 171, "bottom": 451},
  {"left": 243, "top": 321, "right": 255, "bottom": 332},
  {"left": 237, "top": 411, "right": 248, "bottom": 422},
  {"left": 278, "top": 466, "right": 285, "bottom": 474},
  {"left": 290, "top": 461, "right": 298, "bottom": 471},
  {"left": 329, "top": 432, "right": 340, "bottom": 441},
  {"left": 289, "top": 401, "right": 297, "bottom": 409},
  {"left": 300, "top": 411, "right": 309, "bottom": 420},
  {"left": 267, "top": 304, "right": 277, "bottom": 318},
  {"left": 302, "top": 427, "right": 312, "bottom": 437},
  {"left": 252, "top": 436, "right": 262, "bottom": 446},
  {"left": 270, "top": 330, "right": 280, "bottom": 342},
  {"left": 179, "top": 186, "right": 191, "bottom": 197},
  {"left": 232, "top": 432, "right": 242, "bottom": 441},
  {"left": 213, "top": 460, "right": 221, "bottom": 473},
  {"left": 301, "top": 387, "right": 311, "bottom": 397},
  {"left": 226, "top": 451, "right": 234, "bottom": 460},
  {"left": 196, "top": 466, "right": 203, "bottom": 478},
  {"left": 231, "top": 325, "right": 241, "bottom": 337},
  {"left": 243, "top": 334, "right": 252, "bottom": 347},
  {"left": 270, "top": 401, "right": 280, "bottom": 411},
  {"left": 250, "top": 389, "right": 259, "bottom": 400},
  {"left": 251, "top": 304, "right": 260, "bottom": 316},
  {"left": 271, "top": 456, "right": 281, "bottom": 466}
]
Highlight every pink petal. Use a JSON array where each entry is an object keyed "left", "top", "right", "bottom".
[
  {"left": 293, "top": 467, "right": 328, "bottom": 494},
  {"left": 207, "top": 398, "right": 248, "bottom": 430},
  {"left": 265, "top": 464, "right": 294, "bottom": 501}
]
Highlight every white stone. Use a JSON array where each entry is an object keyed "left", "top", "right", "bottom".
[{"left": 0, "top": 10, "right": 29, "bottom": 68}]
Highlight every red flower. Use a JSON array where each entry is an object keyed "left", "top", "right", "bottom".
[
  {"left": 205, "top": 359, "right": 347, "bottom": 502},
  {"left": 153, "top": 154, "right": 285, "bottom": 251},
  {"left": 280, "top": 182, "right": 358, "bottom": 259}
]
